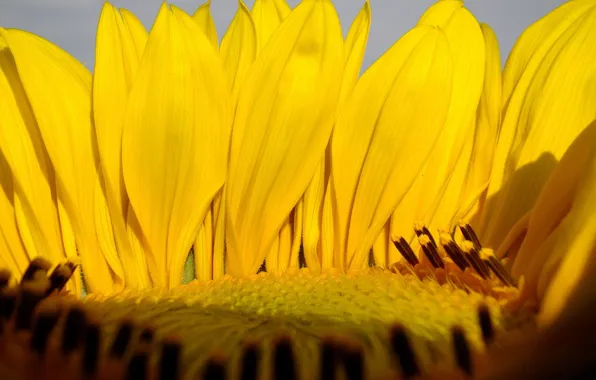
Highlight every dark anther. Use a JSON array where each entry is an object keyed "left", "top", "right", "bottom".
[
  {"left": 139, "top": 327, "right": 154, "bottom": 343},
  {"left": 46, "top": 265, "right": 73, "bottom": 295},
  {"left": 459, "top": 224, "right": 482, "bottom": 251},
  {"left": 65, "top": 261, "right": 78, "bottom": 273},
  {"left": 62, "top": 307, "right": 87, "bottom": 353},
  {"left": 127, "top": 351, "right": 149, "bottom": 380},
  {"left": 83, "top": 324, "right": 101, "bottom": 375},
  {"left": 0, "top": 270, "right": 10, "bottom": 289},
  {"left": 273, "top": 337, "right": 297, "bottom": 380},
  {"left": 389, "top": 325, "right": 419, "bottom": 378},
  {"left": 15, "top": 284, "right": 46, "bottom": 330},
  {"left": 477, "top": 305, "right": 494, "bottom": 345},
  {"left": 159, "top": 340, "right": 182, "bottom": 380},
  {"left": 21, "top": 257, "right": 52, "bottom": 283},
  {"left": 203, "top": 356, "right": 227, "bottom": 380},
  {"left": 392, "top": 238, "right": 419, "bottom": 266},
  {"left": 320, "top": 339, "right": 337, "bottom": 380},
  {"left": 452, "top": 327, "right": 472, "bottom": 375},
  {"left": 441, "top": 238, "right": 469, "bottom": 272},
  {"left": 420, "top": 237, "right": 444, "bottom": 269},
  {"left": 485, "top": 255, "right": 517, "bottom": 287},
  {"left": 340, "top": 344, "right": 364, "bottom": 380},
  {"left": 414, "top": 225, "right": 437, "bottom": 248},
  {"left": 30, "top": 310, "right": 60, "bottom": 354},
  {"left": 240, "top": 342, "right": 260, "bottom": 380},
  {"left": 0, "top": 289, "right": 17, "bottom": 321},
  {"left": 461, "top": 245, "right": 490, "bottom": 279},
  {"left": 258, "top": 260, "right": 267, "bottom": 273},
  {"left": 110, "top": 321, "right": 134, "bottom": 358}
]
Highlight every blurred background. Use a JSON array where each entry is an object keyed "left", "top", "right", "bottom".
[{"left": 0, "top": 0, "right": 566, "bottom": 69}]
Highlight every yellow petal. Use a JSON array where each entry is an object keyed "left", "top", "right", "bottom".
[
  {"left": 509, "top": 121, "right": 596, "bottom": 302},
  {"left": 0, "top": 35, "right": 65, "bottom": 269},
  {"left": 389, "top": 1, "right": 485, "bottom": 246},
  {"left": 251, "top": 0, "right": 291, "bottom": 50},
  {"left": 121, "top": 5, "right": 232, "bottom": 288},
  {"left": 480, "top": 3, "right": 596, "bottom": 249},
  {"left": 537, "top": 122, "right": 596, "bottom": 326},
  {"left": 220, "top": 0, "right": 257, "bottom": 98},
  {"left": 431, "top": 22, "right": 502, "bottom": 230},
  {"left": 331, "top": 26, "right": 453, "bottom": 270},
  {"left": 193, "top": 0, "right": 219, "bottom": 50},
  {"left": 194, "top": 207, "right": 213, "bottom": 282},
  {"left": 302, "top": 159, "right": 326, "bottom": 271},
  {"left": 225, "top": 0, "right": 344, "bottom": 276},
  {"left": 0, "top": 152, "right": 28, "bottom": 275},
  {"left": 1, "top": 28, "right": 119, "bottom": 292},
  {"left": 93, "top": 3, "right": 150, "bottom": 288},
  {"left": 340, "top": 0, "right": 371, "bottom": 103}
]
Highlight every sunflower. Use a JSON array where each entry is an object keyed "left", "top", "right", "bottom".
[{"left": 1, "top": 0, "right": 596, "bottom": 379}]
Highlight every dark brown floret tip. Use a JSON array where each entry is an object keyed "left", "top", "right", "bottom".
[
  {"left": 62, "top": 307, "right": 88, "bottom": 353},
  {"left": 30, "top": 307, "right": 60, "bottom": 354},
  {"left": 83, "top": 323, "right": 101, "bottom": 375},
  {"left": 477, "top": 304, "right": 494, "bottom": 345},
  {"left": 240, "top": 341, "right": 260, "bottom": 380},
  {"left": 203, "top": 355, "right": 228, "bottom": 380},
  {"left": 389, "top": 324, "right": 420, "bottom": 378},
  {"left": 273, "top": 336, "right": 297, "bottom": 380},
  {"left": 452, "top": 327, "right": 473, "bottom": 375},
  {"left": 21, "top": 257, "right": 52, "bottom": 283},
  {"left": 110, "top": 320, "right": 135, "bottom": 358},
  {"left": 393, "top": 237, "right": 419, "bottom": 266}
]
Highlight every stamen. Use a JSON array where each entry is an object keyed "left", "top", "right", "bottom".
[
  {"left": 30, "top": 307, "right": 60, "bottom": 354},
  {"left": 477, "top": 304, "right": 494, "bottom": 345},
  {"left": 110, "top": 321, "right": 134, "bottom": 358},
  {"left": 414, "top": 224, "right": 437, "bottom": 247},
  {"left": 320, "top": 339, "right": 338, "bottom": 380},
  {"left": 15, "top": 282, "right": 48, "bottom": 330},
  {"left": 419, "top": 235, "right": 444, "bottom": 269},
  {"left": 273, "top": 337, "right": 297, "bottom": 380},
  {"left": 21, "top": 257, "right": 52, "bottom": 283},
  {"left": 389, "top": 325, "right": 419, "bottom": 378},
  {"left": 481, "top": 249, "right": 517, "bottom": 287},
  {"left": 83, "top": 324, "right": 101, "bottom": 375},
  {"left": 240, "top": 342, "right": 260, "bottom": 380},
  {"left": 202, "top": 355, "right": 227, "bottom": 380},
  {"left": 459, "top": 241, "right": 490, "bottom": 279},
  {"left": 127, "top": 350, "right": 149, "bottom": 380},
  {"left": 159, "top": 339, "right": 182, "bottom": 380},
  {"left": 458, "top": 224, "right": 482, "bottom": 251},
  {"left": 62, "top": 307, "right": 87, "bottom": 353},
  {"left": 439, "top": 234, "right": 469, "bottom": 272},
  {"left": 451, "top": 327, "right": 472, "bottom": 375},
  {"left": 392, "top": 237, "right": 419, "bottom": 266},
  {"left": 46, "top": 264, "right": 74, "bottom": 295}
]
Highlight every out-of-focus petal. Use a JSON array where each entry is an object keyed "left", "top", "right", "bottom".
[
  {"left": 225, "top": 0, "right": 344, "bottom": 276},
  {"left": 480, "top": 2, "right": 596, "bottom": 250}
]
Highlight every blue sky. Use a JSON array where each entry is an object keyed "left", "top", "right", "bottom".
[{"left": 0, "top": 0, "right": 566, "bottom": 69}]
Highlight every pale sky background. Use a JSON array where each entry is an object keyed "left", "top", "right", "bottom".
[{"left": 0, "top": 0, "right": 566, "bottom": 70}]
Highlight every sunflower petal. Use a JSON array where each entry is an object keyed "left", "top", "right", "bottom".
[
  {"left": 1, "top": 28, "right": 120, "bottom": 292},
  {"left": 93, "top": 3, "right": 150, "bottom": 288},
  {"left": 340, "top": 0, "right": 371, "bottom": 102},
  {"left": 193, "top": 0, "right": 219, "bottom": 50},
  {"left": 480, "top": 3, "right": 596, "bottom": 249},
  {"left": 0, "top": 36, "right": 65, "bottom": 271},
  {"left": 331, "top": 26, "right": 453, "bottom": 270},
  {"left": 251, "top": 0, "right": 291, "bottom": 50},
  {"left": 225, "top": 0, "right": 344, "bottom": 276},
  {"left": 537, "top": 122, "right": 596, "bottom": 326},
  {"left": 509, "top": 121, "right": 596, "bottom": 302},
  {"left": 389, "top": 1, "right": 485, "bottom": 246},
  {"left": 0, "top": 151, "right": 28, "bottom": 275},
  {"left": 122, "top": 5, "right": 232, "bottom": 288},
  {"left": 220, "top": 0, "right": 257, "bottom": 98}
]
